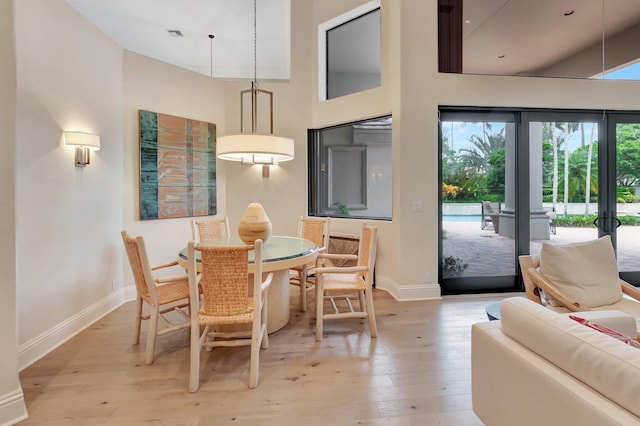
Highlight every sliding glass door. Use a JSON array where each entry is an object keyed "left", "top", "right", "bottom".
[
  {"left": 524, "top": 112, "right": 604, "bottom": 260},
  {"left": 439, "top": 111, "right": 519, "bottom": 293},
  {"left": 610, "top": 113, "right": 640, "bottom": 283},
  {"left": 439, "top": 107, "right": 640, "bottom": 294}
]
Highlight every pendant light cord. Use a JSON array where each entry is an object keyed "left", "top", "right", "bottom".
[
  {"left": 209, "top": 34, "right": 215, "bottom": 78},
  {"left": 253, "top": 0, "right": 258, "bottom": 88},
  {"left": 601, "top": 0, "right": 605, "bottom": 79},
  {"left": 602, "top": 0, "right": 606, "bottom": 120}
]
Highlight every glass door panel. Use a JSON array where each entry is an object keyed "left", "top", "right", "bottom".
[
  {"left": 528, "top": 119, "right": 600, "bottom": 258},
  {"left": 440, "top": 113, "right": 517, "bottom": 293},
  {"left": 613, "top": 118, "right": 640, "bottom": 280}
]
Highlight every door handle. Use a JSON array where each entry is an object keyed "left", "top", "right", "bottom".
[{"left": 593, "top": 212, "right": 609, "bottom": 232}]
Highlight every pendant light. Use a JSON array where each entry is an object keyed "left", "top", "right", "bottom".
[{"left": 216, "top": 0, "right": 294, "bottom": 177}]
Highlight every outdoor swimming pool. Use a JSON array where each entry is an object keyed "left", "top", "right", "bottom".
[{"left": 443, "top": 215, "right": 482, "bottom": 222}]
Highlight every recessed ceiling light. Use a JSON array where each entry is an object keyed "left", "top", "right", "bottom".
[
  {"left": 564, "top": 10, "right": 575, "bottom": 16},
  {"left": 167, "top": 29, "right": 184, "bottom": 37},
  {"left": 464, "top": 19, "right": 471, "bottom": 24}
]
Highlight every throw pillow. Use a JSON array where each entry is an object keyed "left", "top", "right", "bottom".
[
  {"left": 539, "top": 235, "right": 622, "bottom": 308},
  {"left": 570, "top": 315, "right": 640, "bottom": 349}
]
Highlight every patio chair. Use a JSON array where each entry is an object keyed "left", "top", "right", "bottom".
[
  {"left": 481, "top": 201, "right": 501, "bottom": 233},
  {"left": 546, "top": 207, "right": 557, "bottom": 235},
  {"left": 519, "top": 235, "right": 640, "bottom": 336}
]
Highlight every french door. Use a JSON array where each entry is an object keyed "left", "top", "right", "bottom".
[
  {"left": 522, "top": 111, "right": 604, "bottom": 262},
  {"left": 439, "top": 108, "right": 640, "bottom": 294},
  {"left": 439, "top": 110, "right": 519, "bottom": 294},
  {"left": 609, "top": 113, "right": 640, "bottom": 284}
]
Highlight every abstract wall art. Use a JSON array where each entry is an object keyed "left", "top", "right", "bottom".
[{"left": 139, "top": 110, "right": 217, "bottom": 220}]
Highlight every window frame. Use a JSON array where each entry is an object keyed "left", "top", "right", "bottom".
[
  {"left": 308, "top": 114, "right": 392, "bottom": 221},
  {"left": 318, "top": 0, "right": 381, "bottom": 101}
]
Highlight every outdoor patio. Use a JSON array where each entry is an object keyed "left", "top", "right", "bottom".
[{"left": 443, "top": 221, "right": 640, "bottom": 277}]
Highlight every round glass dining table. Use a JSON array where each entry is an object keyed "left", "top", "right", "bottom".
[{"left": 178, "top": 236, "right": 318, "bottom": 333}]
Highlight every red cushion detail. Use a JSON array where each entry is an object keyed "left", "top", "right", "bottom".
[{"left": 570, "top": 315, "right": 640, "bottom": 349}]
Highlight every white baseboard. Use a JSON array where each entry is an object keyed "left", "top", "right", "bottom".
[
  {"left": 375, "top": 275, "right": 442, "bottom": 301},
  {"left": 0, "top": 388, "right": 27, "bottom": 426},
  {"left": 18, "top": 286, "right": 137, "bottom": 371}
]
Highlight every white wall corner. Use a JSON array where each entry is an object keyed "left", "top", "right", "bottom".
[
  {"left": 0, "top": 387, "right": 27, "bottom": 426},
  {"left": 375, "top": 275, "right": 442, "bottom": 301},
  {"left": 18, "top": 287, "right": 136, "bottom": 371}
]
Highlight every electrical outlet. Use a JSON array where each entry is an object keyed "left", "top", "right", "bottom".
[
  {"left": 112, "top": 279, "right": 118, "bottom": 290},
  {"left": 424, "top": 272, "right": 431, "bottom": 282}
]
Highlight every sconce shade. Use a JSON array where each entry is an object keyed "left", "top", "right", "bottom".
[
  {"left": 64, "top": 131, "right": 100, "bottom": 167},
  {"left": 217, "top": 133, "right": 294, "bottom": 165},
  {"left": 64, "top": 131, "right": 101, "bottom": 150}
]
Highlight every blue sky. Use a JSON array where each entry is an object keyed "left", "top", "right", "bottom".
[
  {"left": 444, "top": 121, "right": 597, "bottom": 153},
  {"left": 602, "top": 60, "right": 640, "bottom": 80}
]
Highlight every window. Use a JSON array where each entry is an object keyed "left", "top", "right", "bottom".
[
  {"left": 308, "top": 116, "right": 392, "bottom": 220},
  {"left": 318, "top": 1, "right": 381, "bottom": 100}
]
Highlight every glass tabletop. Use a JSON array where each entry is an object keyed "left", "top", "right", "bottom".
[{"left": 179, "top": 236, "right": 317, "bottom": 264}]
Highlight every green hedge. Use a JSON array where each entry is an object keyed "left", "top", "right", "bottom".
[{"left": 555, "top": 214, "right": 640, "bottom": 227}]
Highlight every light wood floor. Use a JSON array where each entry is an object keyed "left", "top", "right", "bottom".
[{"left": 18, "top": 289, "right": 512, "bottom": 425}]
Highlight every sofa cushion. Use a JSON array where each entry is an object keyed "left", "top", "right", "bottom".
[
  {"left": 539, "top": 236, "right": 622, "bottom": 308},
  {"left": 569, "top": 315, "right": 640, "bottom": 349},
  {"left": 500, "top": 297, "right": 640, "bottom": 418}
]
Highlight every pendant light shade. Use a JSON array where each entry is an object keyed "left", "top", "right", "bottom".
[{"left": 217, "top": 134, "right": 294, "bottom": 164}]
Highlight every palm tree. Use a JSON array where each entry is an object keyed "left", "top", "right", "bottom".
[
  {"left": 543, "top": 122, "right": 578, "bottom": 215},
  {"left": 563, "top": 123, "right": 570, "bottom": 215},
  {"left": 548, "top": 123, "right": 560, "bottom": 213},
  {"left": 542, "top": 122, "right": 561, "bottom": 211},
  {"left": 561, "top": 148, "right": 597, "bottom": 202},
  {"left": 584, "top": 123, "right": 596, "bottom": 216},
  {"left": 457, "top": 125, "right": 505, "bottom": 174}
]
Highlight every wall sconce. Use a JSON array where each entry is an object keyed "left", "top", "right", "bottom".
[{"left": 64, "top": 131, "right": 100, "bottom": 167}]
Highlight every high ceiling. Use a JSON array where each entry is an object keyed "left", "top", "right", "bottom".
[
  {"left": 462, "top": 0, "right": 640, "bottom": 76},
  {"left": 64, "top": 0, "right": 291, "bottom": 80},
  {"left": 64, "top": 1, "right": 640, "bottom": 81}
]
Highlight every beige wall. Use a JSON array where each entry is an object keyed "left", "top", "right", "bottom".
[
  {"left": 0, "top": 0, "right": 27, "bottom": 424},
  {"left": 14, "top": 0, "right": 124, "bottom": 366},
  {"left": 309, "top": 0, "right": 434, "bottom": 299},
  {"left": 122, "top": 51, "right": 227, "bottom": 266}
]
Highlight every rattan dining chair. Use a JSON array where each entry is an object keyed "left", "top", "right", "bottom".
[
  {"left": 121, "top": 230, "right": 191, "bottom": 365},
  {"left": 187, "top": 239, "right": 273, "bottom": 392},
  {"left": 289, "top": 216, "right": 330, "bottom": 312},
  {"left": 314, "top": 223, "right": 378, "bottom": 342},
  {"left": 191, "top": 216, "right": 231, "bottom": 242}
]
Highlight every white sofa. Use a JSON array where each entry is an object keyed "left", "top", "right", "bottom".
[{"left": 472, "top": 297, "right": 640, "bottom": 426}]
